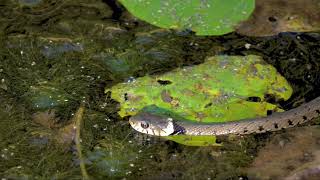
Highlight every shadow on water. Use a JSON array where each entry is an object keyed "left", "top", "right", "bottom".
[{"left": 0, "top": 0, "right": 320, "bottom": 179}]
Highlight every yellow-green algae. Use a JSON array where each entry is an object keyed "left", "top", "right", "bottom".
[{"left": 107, "top": 55, "right": 293, "bottom": 146}]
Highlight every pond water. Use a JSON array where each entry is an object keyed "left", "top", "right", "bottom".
[{"left": 0, "top": 0, "right": 320, "bottom": 179}]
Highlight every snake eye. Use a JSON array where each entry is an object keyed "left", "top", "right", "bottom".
[{"left": 140, "top": 121, "right": 149, "bottom": 129}]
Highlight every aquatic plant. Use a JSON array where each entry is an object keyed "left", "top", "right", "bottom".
[
  {"left": 107, "top": 55, "right": 293, "bottom": 146},
  {"left": 119, "top": 0, "right": 255, "bottom": 35}
]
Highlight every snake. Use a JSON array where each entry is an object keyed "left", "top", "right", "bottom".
[{"left": 129, "top": 96, "right": 320, "bottom": 136}]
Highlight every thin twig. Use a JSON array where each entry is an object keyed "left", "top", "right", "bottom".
[{"left": 73, "top": 105, "right": 90, "bottom": 180}]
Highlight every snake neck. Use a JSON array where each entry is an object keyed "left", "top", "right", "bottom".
[{"left": 172, "top": 96, "right": 320, "bottom": 136}]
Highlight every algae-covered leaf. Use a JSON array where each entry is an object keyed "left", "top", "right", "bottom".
[
  {"left": 119, "top": 0, "right": 255, "bottom": 36},
  {"left": 107, "top": 55, "right": 293, "bottom": 146}
]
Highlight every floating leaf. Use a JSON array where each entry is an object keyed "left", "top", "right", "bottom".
[
  {"left": 107, "top": 55, "right": 293, "bottom": 146},
  {"left": 120, "top": 0, "right": 255, "bottom": 35}
]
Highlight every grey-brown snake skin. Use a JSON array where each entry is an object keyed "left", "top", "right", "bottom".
[{"left": 132, "top": 96, "right": 320, "bottom": 136}]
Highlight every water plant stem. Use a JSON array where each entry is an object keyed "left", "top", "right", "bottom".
[{"left": 74, "top": 105, "right": 90, "bottom": 180}]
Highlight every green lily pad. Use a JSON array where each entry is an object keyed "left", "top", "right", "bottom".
[
  {"left": 107, "top": 55, "right": 293, "bottom": 146},
  {"left": 119, "top": 0, "right": 255, "bottom": 36}
]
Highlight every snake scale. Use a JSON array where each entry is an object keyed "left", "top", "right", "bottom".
[{"left": 129, "top": 96, "right": 320, "bottom": 136}]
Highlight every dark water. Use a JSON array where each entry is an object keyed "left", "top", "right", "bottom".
[{"left": 0, "top": 0, "right": 320, "bottom": 179}]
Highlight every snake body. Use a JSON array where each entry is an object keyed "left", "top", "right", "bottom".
[{"left": 129, "top": 96, "right": 320, "bottom": 136}]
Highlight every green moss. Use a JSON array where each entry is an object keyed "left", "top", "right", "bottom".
[{"left": 0, "top": 97, "right": 79, "bottom": 179}]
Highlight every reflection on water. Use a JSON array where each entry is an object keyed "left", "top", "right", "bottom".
[
  {"left": 0, "top": 0, "right": 320, "bottom": 179},
  {"left": 19, "top": 0, "right": 43, "bottom": 6}
]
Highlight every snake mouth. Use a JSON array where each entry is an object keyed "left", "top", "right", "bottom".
[{"left": 128, "top": 119, "right": 135, "bottom": 127}]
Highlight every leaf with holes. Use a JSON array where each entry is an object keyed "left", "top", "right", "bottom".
[{"left": 106, "top": 55, "right": 293, "bottom": 146}]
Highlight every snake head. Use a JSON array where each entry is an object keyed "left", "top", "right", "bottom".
[{"left": 129, "top": 112, "right": 175, "bottom": 136}]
